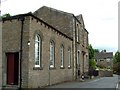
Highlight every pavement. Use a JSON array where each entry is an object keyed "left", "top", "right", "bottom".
[
  {"left": 0, "top": 75, "right": 119, "bottom": 90},
  {"left": 46, "top": 74, "right": 119, "bottom": 89},
  {"left": 45, "top": 76, "right": 101, "bottom": 88}
]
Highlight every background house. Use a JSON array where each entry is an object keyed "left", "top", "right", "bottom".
[{"left": 94, "top": 51, "right": 113, "bottom": 69}]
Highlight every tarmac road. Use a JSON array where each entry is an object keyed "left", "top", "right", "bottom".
[{"left": 46, "top": 74, "right": 119, "bottom": 90}]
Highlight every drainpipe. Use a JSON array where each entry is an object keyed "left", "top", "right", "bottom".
[
  {"left": 19, "top": 16, "right": 24, "bottom": 90},
  {"left": 73, "top": 15, "right": 77, "bottom": 80}
]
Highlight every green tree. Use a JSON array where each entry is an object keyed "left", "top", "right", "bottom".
[
  {"left": 113, "top": 51, "right": 120, "bottom": 75},
  {"left": 113, "top": 51, "right": 120, "bottom": 63},
  {"left": 89, "top": 59, "right": 96, "bottom": 69},
  {"left": 0, "top": 13, "right": 11, "bottom": 19},
  {"left": 94, "top": 49, "right": 99, "bottom": 53},
  {"left": 88, "top": 44, "right": 94, "bottom": 59}
]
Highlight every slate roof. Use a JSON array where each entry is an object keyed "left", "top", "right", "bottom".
[{"left": 94, "top": 52, "right": 113, "bottom": 59}]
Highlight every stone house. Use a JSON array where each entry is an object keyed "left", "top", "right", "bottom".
[
  {"left": 1, "top": 6, "right": 89, "bottom": 89},
  {"left": 94, "top": 51, "right": 113, "bottom": 69},
  {"left": 34, "top": 6, "right": 89, "bottom": 78}
]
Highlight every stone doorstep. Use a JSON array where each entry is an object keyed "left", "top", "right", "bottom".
[{"left": 2, "top": 85, "right": 19, "bottom": 90}]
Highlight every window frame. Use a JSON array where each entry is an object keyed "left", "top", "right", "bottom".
[
  {"left": 50, "top": 41, "right": 55, "bottom": 68},
  {"left": 77, "top": 50, "right": 80, "bottom": 65},
  {"left": 60, "top": 45, "right": 64, "bottom": 68},
  {"left": 76, "top": 24, "right": 79, "bottom": 42},
  {"left": 68, "top": 48, "right": 71, "bottom": 68},
  {"left": 35, "top": 34, "right": 41, "bottom": 67}
]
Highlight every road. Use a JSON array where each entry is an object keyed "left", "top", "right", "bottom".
[{"left": 46, "top": 74, "right": 119, "bottom": 89}]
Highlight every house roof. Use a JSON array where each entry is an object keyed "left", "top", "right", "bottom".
[
  {"left": 76, "top": 14, "right": 88, "bottom": 33},
  {"left": 35, "top": 6, "right": 74, "bottom": 16},
  {"left": 1, "top": 12, "right": 73, "bottom": 41},
  {"left": 94, "top": 52, "right": 113, "bottom": 59},
  {"left": 33, "top": 6, "right": 74, "bottom": 39}
]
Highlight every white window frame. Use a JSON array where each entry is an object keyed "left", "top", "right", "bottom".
[
  {"left": 60, "top": 45, "right": 64, "bottom": 67},
  {"left": 35, "top": 34, "right": 41, "bottom": 67},
  {"left": 68, "top": 48, "right": 71, "bottom": 67},
  {"left": 50, "top": 41, "right": 55, "bottom": 68}
]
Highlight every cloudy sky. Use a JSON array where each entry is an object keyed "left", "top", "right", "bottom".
[{"left": 1, "top": 0, "right": 119, "bottom": 52}]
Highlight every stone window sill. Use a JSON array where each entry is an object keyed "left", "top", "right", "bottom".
[
  {"left": 60, "top": 66, "right": 65, "bottom": 69},
  {"left": 68, "top": 66, "right": 72, "bottom": 69},
  {"left": 49, "top": 67, "right": 56, "bottom": 70},
  {"left": 33, "top": 67, "right": 43, "bottom": 70}
]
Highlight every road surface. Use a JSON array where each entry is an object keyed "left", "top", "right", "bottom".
[{"left": 46, "top": 74, "right": 119, "bottom": 89}]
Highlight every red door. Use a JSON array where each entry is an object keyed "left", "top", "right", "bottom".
[{"left": 6, "top": 53, "right": 19, "bottom": 85}]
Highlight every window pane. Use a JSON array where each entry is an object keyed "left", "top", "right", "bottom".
[
  {"left": 50, "top": 41, "right": 54, "bottom": 67},
  {"left": 35, "top": 34, "right": 41, "bottom": 67},
  {"left": 60, "top": 45, "right": 64, "bottom": 67},
  {"left": 35, "top": 60, "right": 39, "bottom": 65},
  {"left": 68, "top": 49, "right": 71, "bottom": 67}
]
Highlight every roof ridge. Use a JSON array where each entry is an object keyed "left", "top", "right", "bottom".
[{"left": 41, "top": 6, "right": 73, "bottom": 16}]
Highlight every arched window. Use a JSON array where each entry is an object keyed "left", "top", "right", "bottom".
[
  {"left": 77, "top": 24, "right": 79, "bottom": 42},
  {"left": 77, "top": 50, "right": 80, "bottom": 65},
  {"left": 68, "top": 48, "right": 71, "bottom": 67},
  {"left": 35, "top": 34, "right": 41, "bottom": 67},
  {"left": 50, "top": 41, "right": 55, "bottom": 68},
  {"left": 60, "top": 45, "right": 64, "bottom": 67}
]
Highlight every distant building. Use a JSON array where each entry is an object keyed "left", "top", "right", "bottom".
[
  {"left": 94, "top": 51, "right": 113, "bottom": 69},
  {"left": 1, "top": 6, "right": 89, "bottom": 89}
]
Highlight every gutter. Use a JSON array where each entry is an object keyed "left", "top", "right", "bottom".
[{"left": 19, "top": 16, "right": 24, "bottom": 90}]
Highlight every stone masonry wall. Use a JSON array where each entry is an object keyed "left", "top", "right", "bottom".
[
  {"left": 2, "top": 19, "right": 22, "bottom": 87},
  {"left": 34, "top": 6, "right": 73, "bottom": 39},
  {"left": 2, "top": 17, "right": 30, "bottom": 88},
  {"left": 28, "top": 16, "right": 73, "bottom": 88}
]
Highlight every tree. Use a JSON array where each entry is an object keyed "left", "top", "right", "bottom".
[
  {"left": 113, "top": 51, "right": 120, "bottom": 75},
  {"left": 94, "top": 49, "right": 99, "bottom": 53},
  {"left": 89, "top": 59, "right": 96, "bottom": 69},
  {"left": 113, "top": 51, "right": 120, "bottom": 63},
  {"left": 88, "top": 44, "right": 94, "bottom": 59},
  {"left": 0, "top": 13, "right": 11, "bottom": 19}
]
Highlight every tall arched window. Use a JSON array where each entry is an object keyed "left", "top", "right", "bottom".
[
  {"left": 68, "top": 48, "right": 71, "bottom": 67},
  {"left": 35, "top": 34, "right": 41, "bottom": 67},
  {"left": 77, "top": 51, "right": 80, "bottom": 65},
  {"left": 60, "top": 45, "right": 64, "bottom": 67},
  {"left": 50, "top": 41, "right": 55, "bottom": 68},
  {"left": 76, "top": 24, "right": 79, "bottom": 42}
]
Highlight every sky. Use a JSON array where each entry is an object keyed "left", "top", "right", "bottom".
[{"left": 1, "top": 0, "right": 119, "bottom": 52}]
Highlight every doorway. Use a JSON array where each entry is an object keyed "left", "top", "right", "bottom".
[{"left": 6, "top": 52, "right": 19, "bottom": 85}]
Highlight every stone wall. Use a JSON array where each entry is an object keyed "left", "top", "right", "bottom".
[
  {"left": 34, "top": 6, "right": 73, "bottom": 39},
  {"left": 34, "top": 6, "right": 89, "bottom": 79},
  {"left": 2, "top": 9, "right": 89, "bottom": 88},
  {"left": 28, "top": 16, "right": 73, "bottom": 88},
  {"left": 97, "top": 59, "right": 113, "bottom": 69},
  {"left": 2, "top": 19, "right": 22, "bottom": 87},
  {"left": 2, "top": 17, "right": 30, "bottom": 88},
  {"left": 99, "top": 70, "right": 113, "bottom": 77}
]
